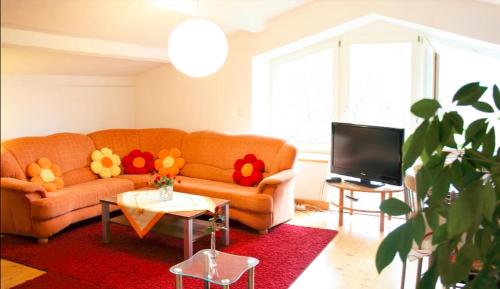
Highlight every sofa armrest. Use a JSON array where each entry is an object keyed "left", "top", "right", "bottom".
[
  {"left": 1, "top": 177, "right": 47, "bottom": 197},
  {"left": 257, "top": 169, "right": 296, "bottom": 192}
]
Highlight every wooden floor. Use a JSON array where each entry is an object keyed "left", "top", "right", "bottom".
[
  {"left": 1, "top": 209, "right": 424, "bottom": 289},
  {"left": 0, "top": 259, "right": 44, "bottom": 289}
]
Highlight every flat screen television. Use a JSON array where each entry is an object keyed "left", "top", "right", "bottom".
[{"left": 330, "top": 122, "right": 404, "bottom": 187}]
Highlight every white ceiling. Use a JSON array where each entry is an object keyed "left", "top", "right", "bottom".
[
  {"left": 0, "top": 0, "right": 309, "bottom": 75},
  {"left": 0, "top": 0, "right": 308, "bottom": 47}
]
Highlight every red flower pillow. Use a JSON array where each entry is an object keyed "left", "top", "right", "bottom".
[
  {"left": 232, "top": 154, "right": 265, "bottom": 187},
  {"left": 122, "top": 149, "right": 155, "bottom": 174}
]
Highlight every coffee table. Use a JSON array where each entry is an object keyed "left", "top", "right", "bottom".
[
  {"left": 100, "top": 195, "right": 230, "bottom": 259},
  {"left": 170, "top": 249, "right": 259, "bottom": 289}
]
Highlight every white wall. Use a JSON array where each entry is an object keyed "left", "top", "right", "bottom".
[{"left": 1, "top": 75, "right": 135, "bottom": 140}]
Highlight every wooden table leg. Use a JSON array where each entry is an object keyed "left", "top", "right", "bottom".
[
  {"left": 221, "top": 203, "right": 230, "bottom": 246},
  {"left": 101, "top": 202, "right": 110, "bottom": 243},
  {"left": 388, "top": 192, "right": 393, "bottom": 220},
  {"left": 380, "top": 192, "right": 386, "bottom": 232},
  {"left": 184, "top": 219, "right": 193, "bottom": 259},
  {"left": 349, "top": 190, "right": 353, "bottom": 215},
  {"left": 338, "top": 188, "right": 344, "bottom": 227}
]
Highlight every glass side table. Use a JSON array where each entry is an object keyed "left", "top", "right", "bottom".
[{"left": 170, "top": 249, "right": 259, "bottom": 289}]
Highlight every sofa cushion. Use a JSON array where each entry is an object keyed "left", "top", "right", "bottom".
[
  {"left": 27, "top": 158, "right": 64, "bottom": 192},
  {"left": 174, "top": 176, "right": 272, "bottom": 214},
  {"left": 31, "top": 178, "right": 134, "bottom": 220},
  {"left": 115, "top": 174, "right": 152, "bottom": 189},
  {"left": 2, "top": 133, "right": 96, "bottom": 184},
  {"left": 180, "top": 131, "right": 286, "bottom": 183}
]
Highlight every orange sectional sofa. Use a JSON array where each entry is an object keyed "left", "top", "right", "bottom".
[{"left": 1, "top": 129, "right": 297, "bottom": 242}]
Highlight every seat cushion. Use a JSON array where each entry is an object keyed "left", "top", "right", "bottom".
[
  {"left": 174, "top": 176, "right": 272, "bottom": 214},
  {"left": 31, "top": 178, "right": 134, "bottom": 220},
  {"left": 116, "top": 174, "right": 152, "bottom": 189}
]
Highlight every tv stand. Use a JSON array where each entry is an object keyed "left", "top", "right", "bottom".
[
  {"left": 326, "top": 182, "right": 403, "bottom": 231},
  {"left": 345, "top": 179, "right": 383, "bottom": 188}
]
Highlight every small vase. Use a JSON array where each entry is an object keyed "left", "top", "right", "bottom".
[{"left": 159, "top": 185, "right": 173, "bottom": 201}]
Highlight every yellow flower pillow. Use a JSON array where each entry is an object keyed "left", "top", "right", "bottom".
[
  {"left": 90, "top": 147, "right": 121, "bottom": 178},
  {"left": 27, "top": 158, "right": 64, "bottom": 192},
  {"left": 154, "top": 148, "right": 185, "bottom": 176}
]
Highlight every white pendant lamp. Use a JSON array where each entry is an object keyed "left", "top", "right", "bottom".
[{"left": 168, "top": 19, "right": 228, "bottom": 78}]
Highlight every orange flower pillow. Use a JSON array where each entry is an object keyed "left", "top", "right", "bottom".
[
  {"left": 233, "top": 154, "right": 265, "bottom": 187},
  {"left": 90, "top": 147, "right": 121, "bottom": 178},
  {"left": 27, "top": 158, "right": 64, "bottom": 192},
  {"left": 154, "top": 148, "right": 185, "bottom": 176},
  {"left": 122, "top": 149, "right": 155, "bottom": 174}
]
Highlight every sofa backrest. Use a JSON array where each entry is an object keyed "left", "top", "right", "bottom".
[
  {"left": 1, "top": 133, "right": 97, "bottom": 186},
  {"left": 88, "top": 128, "right": 187, "bottom": 158},
  {"left": 181, "top": 131, "right": 296, "bottom": 183}
]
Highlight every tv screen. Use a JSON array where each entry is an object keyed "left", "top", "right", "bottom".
[{"left": 331, "top": 122, "right": 404, "bottom": 186}]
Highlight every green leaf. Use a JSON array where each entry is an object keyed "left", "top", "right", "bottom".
[
  {"left": 439, "top": 114, "right": 453, "bottom": 146},
  {"left": 417, "top": 259, "right": 438, "bottom": 289},
  {"left": 448, "top": 195, "right": 474, "bottom": 237},
  {"left": 402, "top": 134, "right": 413, "bottom": 156},
  {"left": 416, "top": 166, "right": 431, "bottom": 200},
  {"left": 493, "top": 84, "right": 500, "bottom": 110},
  {"left": 375, "top": 225, "right": 403, "bottom": 273},
  {"left": 410, "top": 99, "right": 441, "bottom": 119},
  {"left": 437, "top": 243, "right": 454, "bottom": 285},
  {"left": 429, "top": 168, "right": 451, "bottom": 206},
  {"left": 450, "top": 160, "right": 464, "bottom": 190},
  {"left": 447, "top": 111, "right": 464, "bottom": 133},
  {"left": 425, "top": 118, "right": 440, "bottom": 154},
  {"left": 452, "top": 82, "right": 487, "bottom": 106},
  {"left": 424, "top": 208, "right": 439, "bottom": 231},
  {"left": 464, "top": 118, "right": 488, "bottom": 145},
  {"left": 472, "top": 101, "right": 494, "bottom": 113},
  {"left": 379, "top": 198, "right": 411, "bottom": 216},
  {"left": 411, "top": 213, "right": 426, "bottom": 245},
  {"left": 482, "top": 128, "right": 495, "bottom": 157},
  {"left": 402, "top": 120, "right": 429, "bottom": 171},
  {"left": 432, "top": 224, "right": 448, "bottom": 244},
  {"left": 450, "top": 242, "right": 476, "bottom": 283},
  {"left": 479, "top": 184, "right": 496, "bottom": 222},
  {"left": 474, "top": 228, "right": 492, "bottom": 259},
  {"left": 398, "top": 223, "right": 413, "bottom": 262}
]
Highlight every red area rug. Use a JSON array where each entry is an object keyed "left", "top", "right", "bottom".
[{"left": 1, "top": 220, "right": 337, "bottom": 289}]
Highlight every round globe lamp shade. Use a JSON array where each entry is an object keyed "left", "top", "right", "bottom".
[{"left": 168, "top": 19, "right": 228, "bottom": 78}]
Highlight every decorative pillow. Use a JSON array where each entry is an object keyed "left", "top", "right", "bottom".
[
  {"left": 27, "top": 158, "right": 64, "bottom": 192},
  {"left": 154, "top": 148, "right": 185, "bottom": 176},
  {"left": 90, "top": 147, "right": 121, "bottom": 178},
  {"left": 122, "top": 149, "right": 155, "bottom": 174},
  {"left": 232, "top": 154, "right": 265, "bottom": 187}
]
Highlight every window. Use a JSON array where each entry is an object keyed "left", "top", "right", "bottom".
[
  {"left": 435, "top": 43, "right": 500, "bottom": 145},
  {"left": 345, "top": 42, "right": 413, "bottom": 130},
  {"left": 270, "top": 47, "right": 335, "bottom": 152}
]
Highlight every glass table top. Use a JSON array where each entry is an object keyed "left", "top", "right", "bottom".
[{"left": 170, "top": 249, "right": 259, "bottom": 285}]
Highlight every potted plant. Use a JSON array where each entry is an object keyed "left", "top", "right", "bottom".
[{"left": 375, "top": 82, "right": 499, "bottom": 289}]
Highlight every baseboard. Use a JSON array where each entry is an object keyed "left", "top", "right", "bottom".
[{"left": 295, "top": 198, "right": 329, "bottom": 210}]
